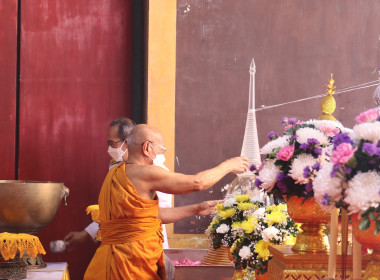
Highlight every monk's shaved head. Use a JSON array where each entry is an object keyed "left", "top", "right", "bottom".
[{"left": 128, "top": 124, "right": 164, "bottom": 153}]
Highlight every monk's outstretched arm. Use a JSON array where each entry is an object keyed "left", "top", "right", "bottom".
[
  {"left": 146, "top": 156, "right": 249, "bottom": 195},
  {"left": 158, "top": 200, "right": 219, "bottom": 224}
]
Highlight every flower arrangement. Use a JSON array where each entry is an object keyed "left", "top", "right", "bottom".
[
  {"left": 313, "top": 108, "right": 380, "bottom": 234},
  {"left": 206, "top": 194, "right": 298, "bottom": 277},
  {"left": 251, "top": 117, "right": 349, "bottom": 200}
]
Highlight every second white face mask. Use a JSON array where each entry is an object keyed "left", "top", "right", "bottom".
[{"left": 107, "top": 141, "right": 127, "bottom": 162}]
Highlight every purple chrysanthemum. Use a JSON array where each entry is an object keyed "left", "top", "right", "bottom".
[
  {"left": 330, "top": 164, "right": 339, "bottom": 177},
  {"left": 277, "top": 179, "right": 289, "bottom": 193},
  {"left": 288, "top": 118, "right": 297, "bottom": 125},
  {"left": 267, "top": 131, "right": 278, "bottom": 140},
  {"left": 305, "top": 181, "right": 313, "bottom": 193},
  {"left": 299, "top": 143, "right": 309, "bottom": 151},
  {"left": 277, "top": 172, "right": 286, "bottom": 181},
  {"left": 303, "top": 166, "right": 311, "bottom": 178},
  {"left": 362, "top": 143, "right": 380, "bottom": 157},
  {"left": 307, "top": 138, "right": 320, "bottom": 145},
  {"left": 321, "top": 193, "right": 330, "bottom": 206},
  {"left": 332, "top": 133, "right": 353, "bottom": 150},
  {"left": 255, "top": 178, "right": 262, "bottom": 187},
  {"left": 312, "top": 162, "right": 321, "bottom": 170},
  {"left": 281, "top": 117, "right": 289, "bottom": 125},
  {"left": 344, "top": 166, "right": 352, "bottom": 174},
  {"left": 250, "top": 164, "right": 257, "bottom": 172}
]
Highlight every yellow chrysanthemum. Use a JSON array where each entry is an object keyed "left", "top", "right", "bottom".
[
  {"left": 241, "top": 221, "right": 254, "bottom": 234},
  {"left": 234, "top": 194, "right": 250, "bottom": 203},
  {"left": 231, "top": 221, "right": 241, "bottom": 229},
  {"left": 285, "top": 235, "right": 297, "bottom": 245},
  {"left": 295, "top": 223, "right": 303, "bottom": 232},
  {"left": 266, "top": 211, "right": 287, "bottom": 227},
  {"left": 254, "top": 240, "right": 270, "bottom": 261},
  {"left": 230, "top": 241, "right": 238, "bottom": 252},
  {"left": 265, "top": 205, "right": 277, "bottom": 212},
  {"left": 240, "top": 215, "right": 257, "bottom": 234},
  {"left": 237, "top": 202, "right": 257, "bottom": 211},
  {"left": 276, "top": 204, "right": 287, "bottom": 212},
  {"left": 219, "top": 208, "right": 236, "bottom": 219},
  {"left": 210, "top": 217, "right": 219, "bottom": 227},
  {"left": 265, "top": 204, "right": 287, "bottom": 213},
  {"left": 215, "top": 203, "right": 225, "bottom": 211}
]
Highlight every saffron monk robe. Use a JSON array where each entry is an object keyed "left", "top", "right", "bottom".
[{"left": 84, "top": 124, "right": 249, "bottom": 280}]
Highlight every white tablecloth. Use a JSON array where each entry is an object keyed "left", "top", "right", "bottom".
[{"left": 27, "top": 262, "right": 68, "bottom": 280}]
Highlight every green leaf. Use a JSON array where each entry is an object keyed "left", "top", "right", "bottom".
[
  {"left": 346, "top": 157, "right": 357, "bottom": 168},
  {"left": 359, "top": 217, "right": 371, "bottom": 231},
  {"left": 369, "top": 212, "right": 377, "bottom": 221},
  {"left": 376, "top": 221, "right": 380, "bottom": 235}
]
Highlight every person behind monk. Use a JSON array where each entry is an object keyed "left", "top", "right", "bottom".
[{"left": 84, "top": 124, "right": 249, "bottom": 280}]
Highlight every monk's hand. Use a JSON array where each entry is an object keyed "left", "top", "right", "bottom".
[
  {"left": 223, "top": 156, "right": 250, "bottom": 174},
  {"left": 196, "top": 200, "right": 220, "bottom": 216},
  {"left": 64, "top": 230, "right": 91, "bottom": 251}
]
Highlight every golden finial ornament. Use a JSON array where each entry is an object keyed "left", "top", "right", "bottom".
[{"left": 317, "top": 74, "right": 337, "bottom": 121}]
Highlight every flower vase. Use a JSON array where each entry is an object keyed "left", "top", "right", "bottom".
[
  {"left": 255, "top": 269, "right": 268, "bottom": 280},
  {"left": 352, "top": 213, "right": 380, "bottom": 280},
  {"left": 286, "top": 196, "right": 331, "bottom": 252}
]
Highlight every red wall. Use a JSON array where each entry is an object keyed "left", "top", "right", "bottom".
[
  {"left": 0, "top": 1, "right": 17, "bottom": 179},
  {"left": 1, "top": 1, "right": 133, "bottom": 279}
]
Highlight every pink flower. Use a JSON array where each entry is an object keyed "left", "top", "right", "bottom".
[
  {"left": 259, "top": 161, "right": 265, "bottom": 171},
  {"left": 276, "top": 145, "right": 295, "bottom": 161},
  {"left": 331, "top": 143, "right": 357, "bottom": 165},
  {"left": 284, "top": 125, "right": 293, "bottom": 131},
  {"left": 172, "top": 258, "right": 201, "bottom": 265},
  {"left": 320, "top": 126, "right": 340, "bottom": 137},
  {"left": 355, "top": 108, "right": 379, "bottom": 124}
]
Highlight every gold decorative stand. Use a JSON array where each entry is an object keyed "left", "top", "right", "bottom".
[
  {"left": 268, "top": 245, "right": 371, "bottom": 280},
  {"left": 201, "top": 247, "right": 233, "bottom": 266}
]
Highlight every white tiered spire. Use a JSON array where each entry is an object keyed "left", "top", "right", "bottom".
[{"left": 239, "top": 59, "right": 261, "bottom": 177}]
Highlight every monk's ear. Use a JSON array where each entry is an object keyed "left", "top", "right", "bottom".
[{"left": 142, "top": 141, "right": 150, "bottom": 157}]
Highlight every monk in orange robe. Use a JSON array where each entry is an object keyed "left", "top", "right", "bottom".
[{"left": 84, "top": 124, "right": 249, "bottom": 280}]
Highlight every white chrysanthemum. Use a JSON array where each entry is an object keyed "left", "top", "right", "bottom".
[
  {"left": 289, "top": 154, "right": 318, "bottom": 184},
  {"left": 306, "top": 119, "right": 344, "bottom": 130},
  {"left": 260, "top": 135, "right": 291, "bottom": 155},
  {"left": 353, "top": 122, "right": 380, "bottom": 144},
  {"left": 253, "top": 207, "right": 266, "bottom": 219},
  {"left": 262, "top": 226, "right": 280, "bottom": 242},
  {"left": 296, "top": 127, "right": 330, "bottom": 146},
  {"left": 238, "top": 246, "right": 252, "bottom": 260},
  {"left": 313, "top": 162, "right": 343, "bottom": 206},
  {"left": 344, "top": 171, "right": 380, "bottom": 214},
  {"left": 257, "top": 159, "right": 281, "bottom": 191},
  {"left": 223, "top": 197, "right": 236, "bottom": 208},
  {"left": 216, "top": 224, "right": 230, "bottom": 234},
  {"left": 340, "top": 127, "right": 354, "bottom": 135},
  {"left": 250, "top": 195, "right": 264, "bottom": 204},
  {"left": 320, "top": 145, "right": 333, "bottom": 165}
]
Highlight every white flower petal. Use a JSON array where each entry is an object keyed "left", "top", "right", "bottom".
[{"left": 260, "top": 135, "right": 291, "bottom": 155}]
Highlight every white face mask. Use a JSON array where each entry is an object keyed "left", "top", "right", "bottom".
[
  {"left": 107, "top": 141, "right": 127, "bottom": 162},
  {"left": 149, "top": 143, "right": 169, "bottom": 171},
  {"left": 153, "top": 154, "right": 169, "bottom": 171}
]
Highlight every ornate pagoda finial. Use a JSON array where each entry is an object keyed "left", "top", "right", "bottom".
[{"left": 317, "top": 74, "right": 337, "bottom": 121}]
